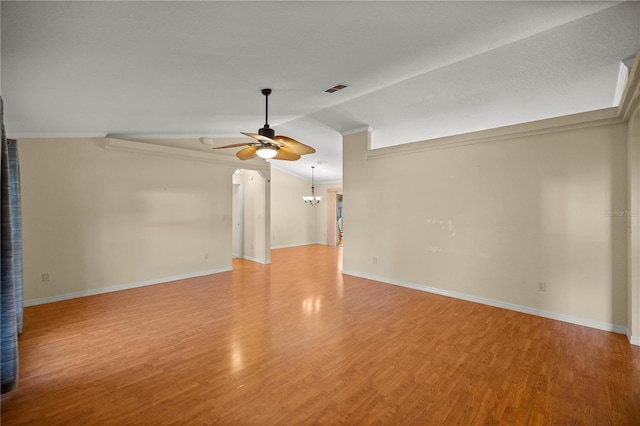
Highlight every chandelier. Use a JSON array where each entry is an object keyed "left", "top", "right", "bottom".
[{"left": 303, "top": 166, "right": 322, "bottom": 205}]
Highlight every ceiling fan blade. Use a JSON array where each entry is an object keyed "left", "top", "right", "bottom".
[
  {"left": 273, "top": 148, "right": 301, "bottom": 161},
  {"left": 273, "top": 135, "right": 316, "bottom": 155},
  {"left": 241, "top": 132, "right": 279, "bottom": 146},
  {"left": 236, "top": 146, "right": 258, "bottom": 160},
  {"left": 211, "top": 142, "right": 254, "bottom": 149}
]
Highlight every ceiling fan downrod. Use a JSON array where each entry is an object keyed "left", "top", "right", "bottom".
[{"left": 259, "top": 88, "right": 275, "bottom": 140}]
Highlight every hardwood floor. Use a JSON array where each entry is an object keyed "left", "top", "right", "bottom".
[{"left": 2, "top": 245, "right": 639, "bottom": 425}]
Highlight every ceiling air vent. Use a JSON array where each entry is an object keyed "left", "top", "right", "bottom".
[{"left": 324, "top": 83, "right": 350, "bottom": 94}]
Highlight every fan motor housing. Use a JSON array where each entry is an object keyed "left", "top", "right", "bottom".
[{"left": 259, "top": 126, "right": 275, "bottom": 139}]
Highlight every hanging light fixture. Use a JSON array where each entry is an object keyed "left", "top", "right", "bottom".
[{"left": 303, "top": 166, "right": 322, "bottom": 205}]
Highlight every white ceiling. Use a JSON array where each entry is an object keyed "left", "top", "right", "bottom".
[{"left": 2, "top": 1, "right": 639, "bottom": 183}]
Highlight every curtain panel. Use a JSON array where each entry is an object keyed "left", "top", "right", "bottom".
[{"left": 1, "top": 96, "right": 23, "bottom": 394}]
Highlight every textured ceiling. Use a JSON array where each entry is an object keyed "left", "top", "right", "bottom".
[{"left": 2, "top": 1, "right": 639, "bottom": 183}]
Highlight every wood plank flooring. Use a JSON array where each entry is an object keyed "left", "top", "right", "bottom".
[{"left": 2, "top": 245, "right": 639, "bottom": 424}]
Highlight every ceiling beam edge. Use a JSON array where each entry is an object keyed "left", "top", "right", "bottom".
[{"left": 104, "top": 138, "right": 268, "bottom": 172}]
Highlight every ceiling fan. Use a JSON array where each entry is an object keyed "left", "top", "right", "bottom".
[{"left": 212, "top": 88, "right": 315, "bottom": 161}]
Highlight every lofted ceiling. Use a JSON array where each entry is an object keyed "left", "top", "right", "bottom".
[{"left": 2, "top": 1, "right": 639, "bottom": 183}]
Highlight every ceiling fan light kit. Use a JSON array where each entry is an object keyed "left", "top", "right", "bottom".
[
  {"left": 256, "top": 145, "right": 278, "bottom": 159},
  {"left": 212, "top": 89, "right": 316, "bottom": 162}
]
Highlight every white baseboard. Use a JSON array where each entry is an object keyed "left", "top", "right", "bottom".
[
  {"left": 342, "top": 269, "right": 633, "bottom": 342},
  {"left": 26, "top": 264, "right": 638, "bottom": 346},
  {"left": 628, "top": 330, "right": 640, "bottom": 346},
  {"left": 24, "top": 267, "right": 232, "bottom": 306},
  {"left": 271, "top": 242, "right": 326, "bottom": 249},
  {"left": 271, "top": 242, "right": 312, "bottom": 249},
  {"left": 241, "top": 255, "right": 271, "bottom": 265}
]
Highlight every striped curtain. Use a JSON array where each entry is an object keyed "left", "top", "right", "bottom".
[{"left": 1, "top": 96, "right": 23, "bottom": 394}]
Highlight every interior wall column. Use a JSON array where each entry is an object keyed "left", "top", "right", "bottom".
[
  {"left": 326, "top": 189, "right": 337, "bottom": 246},
  {"left": 341, "top": 127, "right": 372, "bottom": 272},
  {"left": 263, "top": 168, "right": 272, "bottom": 264},
  {"left": 628, "top": 105, "right": 640, "bottom": 345},
  {"left": 623, "top": 52, "right": 640, "bottom": 346}
]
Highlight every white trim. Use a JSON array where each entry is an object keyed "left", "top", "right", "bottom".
[
  {"left": 342, "top": 269, "right": 630, "bottom": 337},
  {"left": 618, "top": 53, "right": 640, "bottom": 121},
  {"left": 13, "top": 133, "right": 108, "bottom": 139},
  {"left": 341, "top": 126, "right": 373, "bottom": 136},
  {"left": 271, "top": 242, "right": 323, "bottom": 250},
  {"left": 614, "top": 61, "right": 630, "bottom": 107},
  {"left": 367, "top": 108, "right": 622, "bottom": 159},
  {"left": 242, "top": 255, "right": 271, "bottom": 265},
  {"left": 105, "top": 138, "right": 269, "bottom": 172},
  {"left": 628, "top": 330, "right": 640, "bottom": 346},
  {"left": 24, "top": 267, "right": 232, "bottom": 307},
  {"left": 109, "top": 133, "right": 241, "bottom": 140}
]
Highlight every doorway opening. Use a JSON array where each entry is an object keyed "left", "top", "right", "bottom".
[
  {"left": 231, "top": 168, "right": 271, "bottom": 264},
  {"left": 325, "top": 187, "right": 343, "bottom": 247}
]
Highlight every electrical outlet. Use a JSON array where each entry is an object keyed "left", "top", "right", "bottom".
[
  {"left": 538, "top": 282, "right": 546, "bottom": 292},
  {"left": 373, "top": 257, "right": 378, "bottom": 265},
  {"left": 42, "top": 273, "right": 52, "bottom": 282},
  {"left": 204, "top": 253, "right": 209, "bottom": 260}
]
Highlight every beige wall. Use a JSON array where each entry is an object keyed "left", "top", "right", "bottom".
[
  {"left": 19, "top": 138, "right": 335, "bottom": 303},
  {"left": 269, "top": 168, "right": 343, "bottom": 248},
  {"left": 20, "top": 138, "right": 243, "bottom": 303},
  {"left": 20, "top": 107, "right": 634, "bottom": 339},
  {"left": 343, "top": 111, "right": 629, "bottom": 332},
  {"left": 270, "top": 168, "right": 318, "bottom": 248}
]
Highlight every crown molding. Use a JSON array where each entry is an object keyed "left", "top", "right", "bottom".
[
  {"left": 105, "top": 138, "right": 269, "bottom": 172},
  {"left": 619, "top": 51, "right": 640, "bottom": 121},
  {"left": 367, "top": 108, "right": 622, "bottom": 160},
  {"left": 11, "top": 133, "right": 108, "bottom": 139}
]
